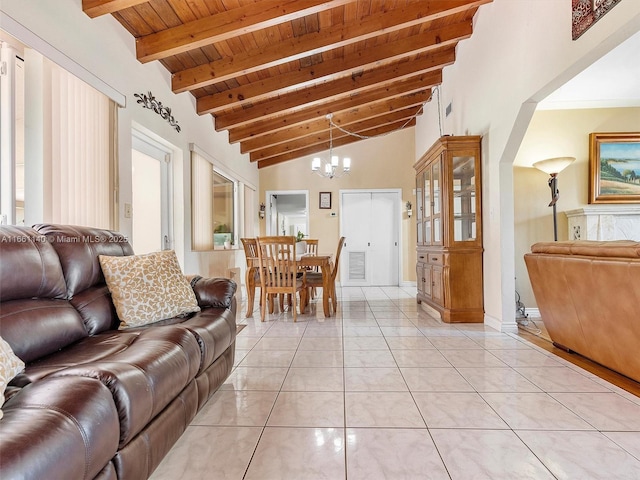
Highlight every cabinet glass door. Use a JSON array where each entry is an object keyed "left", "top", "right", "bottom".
[
  {"left": 423, "top": 167, "right": 431, "bottom": 245},
  {"left": 452, "top": 155, "right": 477, "bottom": 242},
  {"left": 432, "top": 158, "right": 442, "bottom": 245}
]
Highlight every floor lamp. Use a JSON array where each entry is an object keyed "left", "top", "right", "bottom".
[{"left": 533, "top": 157, "right": 575, "bottom": 241}]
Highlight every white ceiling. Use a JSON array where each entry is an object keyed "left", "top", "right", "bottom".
[{"left": 538, "top": 30, "right": 640, "bottom": 110}]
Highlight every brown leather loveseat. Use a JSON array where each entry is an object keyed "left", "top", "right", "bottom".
[
  {"left": 524, "top": 240, "right": 640, "bottom": 383},
  {"left": 0, "top": 224, "right": 238, "bottom": 479}
]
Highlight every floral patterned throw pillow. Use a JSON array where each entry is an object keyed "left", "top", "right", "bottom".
[
  {"left": 0, "top": 336, "right": 25, "bottom": 419},
  {"left": 99, "top": 250, "right": 200, "bottom": 329}
]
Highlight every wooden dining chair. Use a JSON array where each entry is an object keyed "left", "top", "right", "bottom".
[
  {"left": 256, "top": 236, "right": 307, "bottom": 322},
  {"left": 303, "top": 239, "right": 319, "bottom": 298},
  {"left": 305, "top": 239, "right": 319, "bottom": 257},
  {"left": 240, "top": 237, "right": 260, "bottom": 318},
  {"left": 305, "top": 236, "right": 345, "bottom": 314}
]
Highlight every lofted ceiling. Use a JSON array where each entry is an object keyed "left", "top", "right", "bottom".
[{"left": 82, "top": 0, "right": 491, "bottom": 168}]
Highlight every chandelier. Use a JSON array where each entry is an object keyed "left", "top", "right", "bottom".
[{"left": 311, "top": 114, "right": 351, "bottom": 179}]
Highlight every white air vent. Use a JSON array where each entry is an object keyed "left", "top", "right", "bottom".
[{"left": 348, "top": 251, "right": 366, "bottom": 280}]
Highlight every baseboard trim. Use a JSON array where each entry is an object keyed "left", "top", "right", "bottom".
[{"left": 484, "top": 314, "right": 518, "bottom": 333}]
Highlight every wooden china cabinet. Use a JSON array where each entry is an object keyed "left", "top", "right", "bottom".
[{"left": 414, "top": 135, "right": 483, "bottom": 323}]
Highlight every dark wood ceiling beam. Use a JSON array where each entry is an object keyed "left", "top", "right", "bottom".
[
  {"left": 135, "top": 0, "right": 356, "bottom": 63},
  {"left": 256, "top": 118, "right": 417, "bottom": 168},
  {"left": 196, "top": 39, "right": 457, "bottom": 115},
  {"left": 229, "top": 89, "right": 431, "bottom": 143},
  {"left": 213, "top": 60, "right": 445, "bottom": 129},
  {"left": 242, "top": 106, "right": 422, "bottom": 153},
  {"left": 218, "top": 72, "right": 439, "bottom": 134},
  {"left": 172, "top": 0, "right": 487, "bottom": 93},
  {"left": 249, "top": 109, "right": 420, "bottom": 161},
  {"left": 82, "top": 0, "right": 148, "bottom": 18}
]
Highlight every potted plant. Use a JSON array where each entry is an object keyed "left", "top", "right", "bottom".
[{"left": 295, "top": 231, "right": 306, "bottom": 255}]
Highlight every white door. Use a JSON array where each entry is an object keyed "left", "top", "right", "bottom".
[
  {"left": 340, "top": 190, "right": 400, "bottom": 286},
  {"left": 131, "top": 133, "right": 171, "bottom": 254}
]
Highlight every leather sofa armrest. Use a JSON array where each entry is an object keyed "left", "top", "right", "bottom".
[{"left": 189, "top": 276, "right": 237, "bottom": 309}]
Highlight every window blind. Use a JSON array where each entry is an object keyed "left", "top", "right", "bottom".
[
  {"left": 191, "top": 149, "right": 213, "bottom": 250},
  {"left": 45, "top": 59, "right": 113, "bottom": 228}
]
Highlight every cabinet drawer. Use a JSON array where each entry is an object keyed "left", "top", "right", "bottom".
[{"left": 428, "top": 253, "right": 444, "bottom": 265}]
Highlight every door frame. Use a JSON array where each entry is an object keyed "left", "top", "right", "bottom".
[
  {"left": 264, "top": 189, "right": 309, "bottom": 236},
  {"left": 339, "top": 188, "right": 403, "bottom": 286},
  {"left": 131, "top": 128, "right": 173, "bottom": 251}
]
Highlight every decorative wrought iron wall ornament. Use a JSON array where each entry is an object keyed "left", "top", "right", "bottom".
[
  {"left": 134, "top": 91, "right": 181, "bottom": 132},
  {"left": 572, "top": 0, "right": 623, "bottom": 40}
]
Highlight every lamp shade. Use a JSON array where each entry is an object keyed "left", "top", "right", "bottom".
[{"left": 533, "top": 157, "right": 576, "bottom": 175}]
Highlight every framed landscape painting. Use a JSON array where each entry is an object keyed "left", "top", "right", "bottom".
[{"left": 589, "top": 132, "right": 640, "bottom": 204}]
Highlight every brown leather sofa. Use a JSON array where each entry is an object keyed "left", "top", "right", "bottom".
[
  {"left": 0, "top": 224, "right": 237, "bottom": 479},
  {"left": 524, "top": 240, "right": 640, "bottom": 383}
]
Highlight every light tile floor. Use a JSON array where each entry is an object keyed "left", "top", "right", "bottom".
[{"left": 151, "top": 286, "right": 640, "bottom": 479}]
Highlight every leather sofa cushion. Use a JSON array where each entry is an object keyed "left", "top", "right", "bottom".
[
  {"left": 0, "top": 226, "right": 67, "bottom": 302},
  {"left": 0, "top": 298, "right": 88, "bottom": 363},
  {"left": 531, "top": 240, "right": 640, "bottom": 258},
  {"left": 112, "top": 380, "right": 199, "bottom": 479},
  {"left": 0, "top": 375, "right": 120, "bottom": 480},
  {"left": 126, "top": 305, "right": 237, "bottom": 374},
  {"left": 51, "top": 326, "right": 201, "bottom": 447},
  {"left": 13, "top": 330, "right": 140, "bottom": 386},
  {"left": 34, "top": 224, "right": 134, "bottom": 298},
  {"left": 191, "top": 276, "right": 237, "bottom": 308},
  {"left": 181, "top": 307, "right": 237, "bottom": 373},
  {"left": 70, "top": 285, "right": 121, "bottom": 334}
]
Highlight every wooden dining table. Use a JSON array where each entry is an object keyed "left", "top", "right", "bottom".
[
  {"left": 246, "top": 253, "right": 335, "bottom": 317},
  {"left": 298, "top": 254, "right": 335, "bottom": 317}
]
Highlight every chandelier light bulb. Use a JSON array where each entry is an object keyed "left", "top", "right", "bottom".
[{"left": 310, "top": 113, "right": 352, "bottom": 179}]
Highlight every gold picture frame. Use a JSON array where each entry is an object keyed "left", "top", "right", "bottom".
[{"left": 589, "top": 132, "right": 640, "bottom": 204}]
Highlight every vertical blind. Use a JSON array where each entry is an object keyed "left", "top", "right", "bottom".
[
  {"left": 191, "top": 149, "right": 213, "bottom": 250},
  {"left": 45, "top": 58, "right": 113, "bottom": 229}
]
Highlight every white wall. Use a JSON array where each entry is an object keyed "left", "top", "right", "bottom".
[
  {"left": 259, "top": 127, "right": 417, "bottom": 284},
  {"left": 415, "top": 0, "right": 640, "bottom": 331},
  {"left": 1, "top": 0, "right": 259, "bottom": 276}
]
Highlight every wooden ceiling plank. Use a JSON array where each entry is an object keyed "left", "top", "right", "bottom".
[
  {"left": 164, "top": 0, "right": 199, "bottom": 23},
  {"left": 256, "top": 118, "right": 417, "bottom": 168},
  {"left": 212, "top": 52, "right": 448, "bottom": 125},
  {"left": 136, "top": 0, "right": 356, "bottom": 63},
  {"left": 148, "top": 1, "right": 183, "bottom": 28},
  {"left": 228, "top": 89, "right": 431, "bottom": 143},
  {"left": 113, "top": 7, "right": 157, "bottom": 36},
  {"left": 133, "top": 2, "right": 172, "bottom": 31},
  {"left": 255, "top": 119, "right": 414, "bottom": 165},
  {"left": 242, "top": 106, "right": 421, "bottom": 153},
  {"left": 221, "top": 82, "right": 429, "bottom": 136},
  {"left": 249, "top": 110, "right": 419, "bottom": 160},
  {"left": 82, "top": 0, "right": 149, "bottom": 18},
  {"left": 172, "top": 0, "right": 489, "bottom": 92},
  {"left": 215, "top": 69, "right": 441, "bottom": 129},
  {"left": 232, "top": 93, "right": 428, "bottom": 145},
  {"left": 195, "top": 28, "right": 460, "bottom": 115}
]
